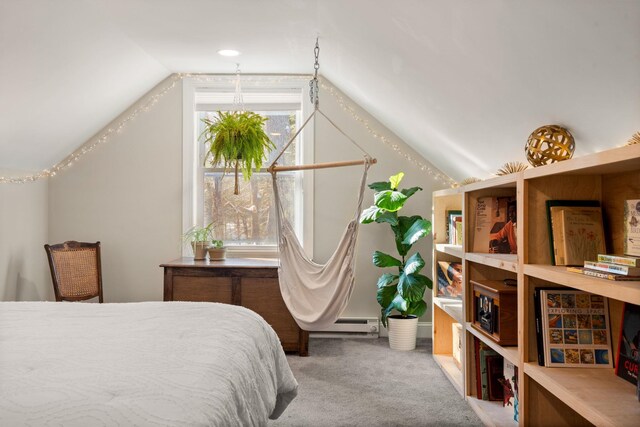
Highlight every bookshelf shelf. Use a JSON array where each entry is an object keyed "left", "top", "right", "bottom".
[
  {"left": 465, "top": 253, "right": 518, "bottom": 273},
  {"left": 524, "top": 363, "right": 640, "bottom": 427},
  {"left": 523, "top": 264, "right": 640, "bottom": 305},
  {"left": 432, "top": 144, "right": 640, "bottom": 426},
  {"left": 466, "top": 322, "right": 519, "bottom": 365},
  {"left": 433, "top": 354, "right": 464, "bottom": 397},
  {"left": 433, "top": 297, "right": 464, "bottom": 323},
  {"left": 435, "top": 243, "right": 463, "bottom": 258},
  {"left": 467, "top": 398, "right": 518, "bottom": 427}
]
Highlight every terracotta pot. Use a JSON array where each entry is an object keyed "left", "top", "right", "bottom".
[
  {"left": 387, "top": 315, "right": 418, "bottom": 351},
  {"left": 191, "top": 241, "right": 209, "bottom": 260},
  {"left": 207, "top": 247, "right": 227, "bottom": 261}
]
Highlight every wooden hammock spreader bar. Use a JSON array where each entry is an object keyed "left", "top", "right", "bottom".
[{"left": 268, "top": 158, "right": 377, "bottom": 173}]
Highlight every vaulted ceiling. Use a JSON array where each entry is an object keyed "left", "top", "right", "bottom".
[{"left": 2, "top": 0, "right": 639, "bottom": 181}]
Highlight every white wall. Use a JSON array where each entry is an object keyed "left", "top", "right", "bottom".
[
  {"left": 47, "top": 74, "right": 449, "bottom": 321},
  {"left": 48, "top": 79, "right": 183, "bottom": 302},
  {"left": 0, "top": 176, "right": 50, "bottom": 301}
]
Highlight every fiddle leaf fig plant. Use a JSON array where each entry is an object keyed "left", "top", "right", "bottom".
[
  {"left": 359, "top": 172, "right": 433, "bottom": 327},
  {"left": 200, "top": 111, "right": 276, "bottom": 195}
]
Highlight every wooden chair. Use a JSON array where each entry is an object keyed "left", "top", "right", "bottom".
[{"left": 44, "top": 241, "right": 104, "bottom": 302}]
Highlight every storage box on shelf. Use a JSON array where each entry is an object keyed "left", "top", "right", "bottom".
[{"left": 431, "top": 143, "right": 640, "bottom": 427}]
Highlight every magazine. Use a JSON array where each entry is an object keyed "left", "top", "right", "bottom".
[
  {"left": 615, "top": 303, "right": 640, "bottom": 386},
  {"left": 540, "top": 289, "right": 612, "bottom": 368}
]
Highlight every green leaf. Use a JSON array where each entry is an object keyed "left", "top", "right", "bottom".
[
  {"left": 389, "top": 172, "right": 404, "bottom": 190},
  {"left": 372, "top": 251, "right": 402, "bottom": 268},
  {"left": 394, "top": 216, "right": 422, "bottom": 256},
  {"left": 401, "top": 186, "right": 422, "bottom": 198},
  {"left": 374, "top": 190, "right": 408, "bottom": 212},
  {"left": 359, "top": 206, "right": 383, "bottom": 224},
  {"left": 374, "top": 211, "right": 399, "bottom": 226},
  {"left": 377, "top": 285, "right": 396, "bottom": 309},
  {"left": 406, "top": 300, "right": 427, "bottom": 317},
  {"left": 377, "top": 273, "right": 399, "bottom": 289},
  {"left": 403, "top": 253, "right": 425, "bottom": 275},
  {"left": 402, "top": 218, "right": 432, "bottom": 245},
  {"left": 391, "top": 294, "right": 408, "bottom": 313},
  {"left": 398, "top": 273, "right": 427, "bottom": 302},
  {"left": 368, "top": 181, "right": 392, "bottom": 191}
]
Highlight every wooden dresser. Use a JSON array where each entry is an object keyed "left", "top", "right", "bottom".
[{"left": 160, "top": 257, "right": 308, "bottom": 356}]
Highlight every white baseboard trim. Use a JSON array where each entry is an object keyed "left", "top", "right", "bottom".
[{"left": 378, "top": 321, "right": 432, "bottom": 339}]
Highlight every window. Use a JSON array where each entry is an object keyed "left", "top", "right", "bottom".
[{"left": 183, "top": 77, "right": 313, "bottom": 257}]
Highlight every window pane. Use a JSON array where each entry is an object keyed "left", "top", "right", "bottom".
[{"left": 203, "top": 172, "right": 297, "bottom": 246}]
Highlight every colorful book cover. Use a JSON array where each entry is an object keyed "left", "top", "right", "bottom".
[
  {"left": 545, "top": 200, "right": 600, "bottom": 265},
  {"left": 436, "top": 261, "right": 463, "bottom": 299},
  {"left": 500, "top": 359, "right": 516, "bottom": 408},
  {"left": 540, "top": 289, "right": 613, "bottom": 368},
  {"left": 615, "top": 303, "right": 640, "bottom": 386},
  {"left": 560, "top": 207, "right": 605, "bottom": 266},
  {"left": 473, "top": 196, "right": 517, "bottom": 254},
  {"left": 624, "top": 200, "right": 640, "bottom": 257}
]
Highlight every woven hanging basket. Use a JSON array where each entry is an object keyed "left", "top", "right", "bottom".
[{"left": 525, "top": 125, "right": 575, "bottom": 167}]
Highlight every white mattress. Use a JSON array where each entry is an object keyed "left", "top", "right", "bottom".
[{"left": 0, "top": 301, "right": 298, "bottom": 426}]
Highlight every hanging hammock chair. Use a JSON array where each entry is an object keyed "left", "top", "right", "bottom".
[{"left": 268, "top": 40, "right": 377, "bottom": 330}]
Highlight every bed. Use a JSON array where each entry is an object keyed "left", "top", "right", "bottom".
[{"left": 0, "top": 301, "right": 298, "bottom": 426}]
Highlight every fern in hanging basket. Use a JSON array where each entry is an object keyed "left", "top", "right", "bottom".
[{"left": 200, "top": 111, "right": 275, "bottom": 194}]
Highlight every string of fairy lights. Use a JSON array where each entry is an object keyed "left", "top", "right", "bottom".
[{"left": 0, "top": 73, "right": 456, "bottom": 187}]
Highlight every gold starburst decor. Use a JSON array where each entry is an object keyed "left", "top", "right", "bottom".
[
  {"left": 525, "top": 125, "right": 575, "bottom": 167},
  {"left": 627, "top": 132, "right": 640, "bottom": 146},
  {"left": 459, "top": 177, "right": 482, "bottom": 186},
  {"left": 496, "top": 161, "right": 529, "bottom": 176}
]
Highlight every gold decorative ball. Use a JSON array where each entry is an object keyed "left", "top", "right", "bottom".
[{"left": 525, "top": 125, "right": 575, "bottom": 167}]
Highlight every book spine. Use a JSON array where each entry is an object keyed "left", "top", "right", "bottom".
[
  {"left": 597, "top": 254, "right": 640, "bottom": 267},
  {"left": 584, "top": 261, "right": 638, "bottom": 275},
  {"left": 534, "top": 289, "right": 544, "bottom": 366},
  {"left": 582, "top": 268, "right": 640, "bottom": 281}
]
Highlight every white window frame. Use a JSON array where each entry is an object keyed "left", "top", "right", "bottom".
[{"left": 182, "top": 76, "right": 314, "bottom": 258}]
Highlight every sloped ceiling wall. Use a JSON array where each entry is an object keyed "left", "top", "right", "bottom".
[{"left": 1, "top": 0, "right": 639, "bottom": 180}]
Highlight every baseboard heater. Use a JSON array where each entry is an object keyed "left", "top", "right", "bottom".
[{"left": 309, "top": 317, "right": 380, "bottom": 338}]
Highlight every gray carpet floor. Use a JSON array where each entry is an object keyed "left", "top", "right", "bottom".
[{"left": 269, "top": 338, "right": 482, "bottom": 427}]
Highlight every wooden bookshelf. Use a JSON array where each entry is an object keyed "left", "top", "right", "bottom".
[
  {"left": 466, "top": 322, "right": 519, "bottom": 365},
  {"left": 431, "top": 143, "right": 640, "bottom": 426}
]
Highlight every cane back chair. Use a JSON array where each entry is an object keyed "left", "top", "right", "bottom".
[{"left": 44, "top": 241, "right": 104, "bottom": 302}]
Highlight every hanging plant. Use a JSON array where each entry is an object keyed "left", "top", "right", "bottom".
[{"left": 200, "top": 111, "right": 275, "bottom": 194}]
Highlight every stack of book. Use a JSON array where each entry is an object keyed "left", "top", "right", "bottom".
[{"left": 567, "top": 254, "right": 640, "bottom": 281}]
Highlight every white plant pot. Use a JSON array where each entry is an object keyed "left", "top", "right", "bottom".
[{"left": 387, "top": 315, "right": 418, "bottom": 351}]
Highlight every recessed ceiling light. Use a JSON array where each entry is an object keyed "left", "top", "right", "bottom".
[
  {"left": 218, "top": 49, "right": 241, "bottom": 57},
  {"left": 270, "top": 132, "right": 281, "bottom": 136}
]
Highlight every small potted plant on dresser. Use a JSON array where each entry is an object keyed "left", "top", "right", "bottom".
[
  {"left": 360, "top": 172, "right": 432, "bottom": 351},
  {"left": 183, "top": 223, "right": 215, "bottom": 260},
  {"left": 207, "top": 239, "right": 226, "bottom": 261}
]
